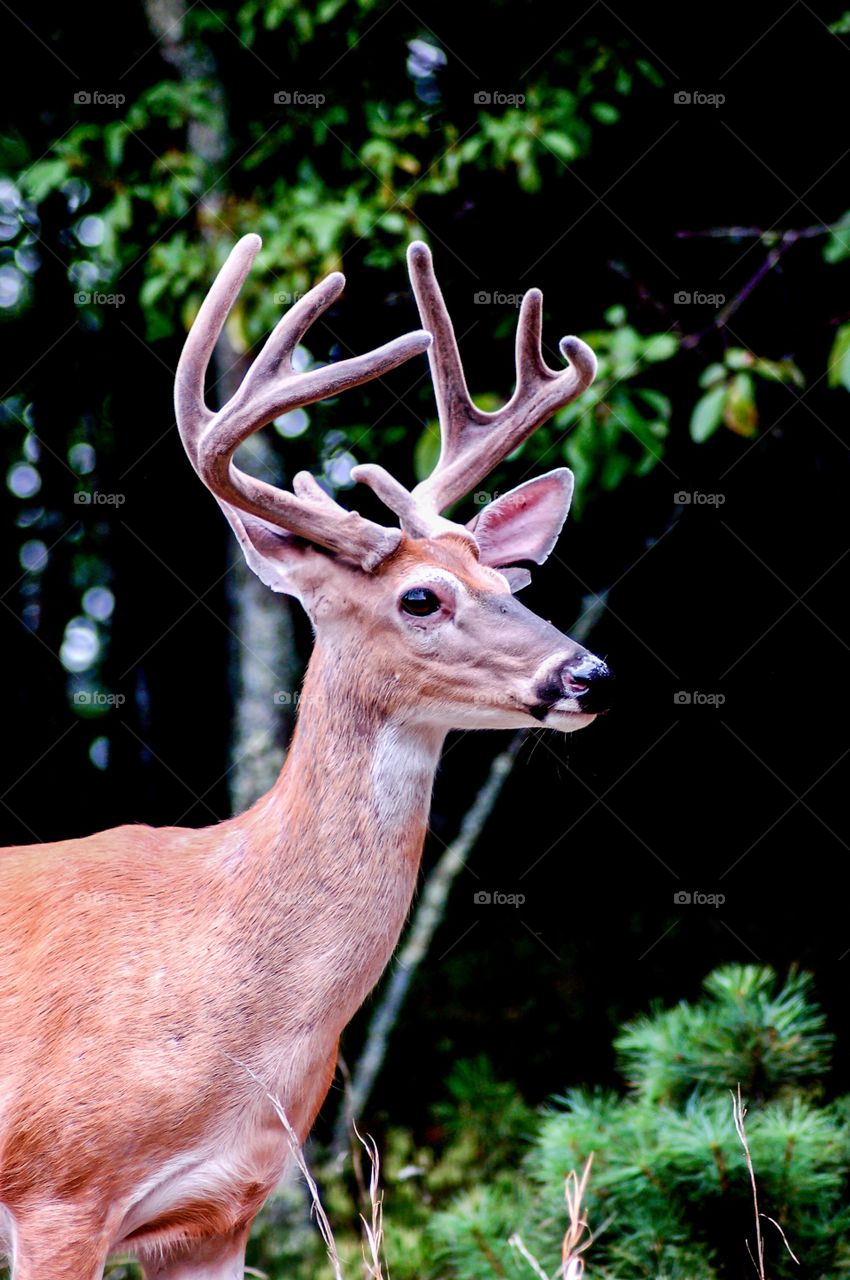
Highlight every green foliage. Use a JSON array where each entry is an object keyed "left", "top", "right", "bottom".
[
  {"left": 828, "top": 322, "right": 850, "bottom": 391},
  {"left": 2, "top": 0, "right": 848, "bottom": 774},
  {"left": 0, "top": 9, "right": 654, "bottom": 349},
  {"left": 523, "top": 307, "right": 678, "bottom": 511},
  {"left": 822, "top": 210, "right": 850, "bottom": 263},
  {"left": 237, "top": 967, "right": 850, "bottom": 1280},
  {"left": 615, "top": 965, "right": 833, "bottom": 1103},
  {"left": 690, "top": 348, "right": 804, "bottom": 443},
  {"left": 246, "top": 1055, "right": 536, "bottom": 1280},
  {"left": 424, "top": 966, "right": 850, "bottom": 1280}
]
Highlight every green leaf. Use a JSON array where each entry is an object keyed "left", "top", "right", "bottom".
[
  {"left": 540, "top": 131, "right": 578, "bottom": 163},
  {"left": 642, "top": 333, "right": 679, "bottom": 363},
  {"left": 608, "top": 325, "right": 641, "bottom": 373},
  {"left": 724, "top": 347, "right": 754, "bottom": 370},
  {"left": 601, "top": 451, "right": 630, "bottom": 490},
  {"left": 828, "top": 323, "right": 850, "bottom": 391},
  {"left": 615, "top": 67, "right": 633, "bottom": 95},
  {"left": 751, "top": 356, "right": 804, "bottom": 386},
  {"left": 590, "top": 101, "right": 620, "bottom": 124},
  {"left": 824, "top": 211, "right": 850, "bottom": 263},
  {"left": 634, "top": 389, "right": 672, "bottom": 422},
  {"left": 723, "top": 371, "right": 758, "bottom": 437},
  {"left": 636, "top": 58, "right": 664, "bottom": 87},
  {"left": 413, "top": 421, "right": 441, "bottom": 482},
  {"left": 139, "top": 274, "right": 170, "bottom": 311},
  {"left": 635, "top": 449, "right": 660, "bottom": 477},
  {"left": 698, "top": 362, "right": 726, "bottom": 389},
  {"left": 19, "top": 158, "right": 70, "bottom": 202},
  {"left": 377, "top": 211, "right": 406, "bottom": 234},
  {"left": 604, "top": 304, "right": 627, "bottom": 327},
  {"left": 104, "top": 122, "right": 127, "bottom": 170},
  {"left": 689, "top": 384, "right": 727, "bottom": 443},
  {"left": 563, "top": 439, "right": 594, "bottom": 496}
]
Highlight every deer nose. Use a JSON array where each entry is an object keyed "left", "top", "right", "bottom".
[{"left": 560, "top": 654, "right": 614, "bottom": 712}]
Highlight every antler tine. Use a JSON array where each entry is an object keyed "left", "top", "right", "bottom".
[
  {"left": 175, "top": 235, "right": 433, "bottom": 571},
  {"left": 405, "top": 241, "right": 597, "bottom": 517},
  {"left": 175, "top": 233, "right": 262, "bottom": 470},
  {"left": 405, "top": 241, "right": 490, "bottom": 447}
]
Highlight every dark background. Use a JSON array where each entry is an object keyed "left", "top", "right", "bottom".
[{"left": 1, "top": 0, "right": 849, "bottom": 1131}]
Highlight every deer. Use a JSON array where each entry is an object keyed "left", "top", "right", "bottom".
[{"left": 0, "top": 233, "right": 612, "bottom": 1279}]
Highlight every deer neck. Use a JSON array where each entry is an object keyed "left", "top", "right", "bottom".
[{"left": 228, "top": 640, "right": 445, "bottom": 1027}]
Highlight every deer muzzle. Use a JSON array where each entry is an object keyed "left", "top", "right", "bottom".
[{"left": 529, "top": 650, "right": 614, "bottom": 721}]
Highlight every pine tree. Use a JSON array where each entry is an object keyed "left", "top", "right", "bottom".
[{"left": 427, "top": 966, "right": 850, "bottom": 1280}]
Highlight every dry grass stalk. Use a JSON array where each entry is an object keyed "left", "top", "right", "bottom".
[
  {"left": 353, "top": 1123, "right": 387, "bottom": 1280},
  {"left": 732, "top": 1085, "right": 766, "bottom": 1280},
  {"left": 510, "top": 1154, "right": 595, "bottom": 1280},
  {"left": 732, "top": 1085, "right": 800, "bottom": 1278},
  {"left": 562, "top": 1155, "right": 594, "bottom": 1280}
]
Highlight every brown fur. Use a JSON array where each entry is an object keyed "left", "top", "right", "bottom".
[{"left": 0, "top": 534, "right": 597, "bottom": 1277}]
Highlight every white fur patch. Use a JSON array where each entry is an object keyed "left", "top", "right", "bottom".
[{"left": 370, "top": 723, "right": 442, "bottom": 832}]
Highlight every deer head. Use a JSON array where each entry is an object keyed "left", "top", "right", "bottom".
[{"left": 175, "top": 235, "right": 612, "bottom": 734}]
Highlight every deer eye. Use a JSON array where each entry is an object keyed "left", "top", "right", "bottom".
[{"left": 400, "top": 587, "right": 441, "bottom": 617}]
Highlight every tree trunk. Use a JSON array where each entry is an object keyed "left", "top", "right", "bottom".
[{"left": 145, "top": 0, "right": 298, "bottom": 814}]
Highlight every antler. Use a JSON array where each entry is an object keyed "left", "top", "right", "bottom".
[
  {"left": 175, "top": 234, "right": 432, "bottom": 571},
  {"left": 354, "top": 241, "right": 596, "bottom": 532}
]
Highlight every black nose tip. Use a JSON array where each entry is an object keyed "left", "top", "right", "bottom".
[{"left": 561, "top": 654, "right": 614, "bottom": 712}]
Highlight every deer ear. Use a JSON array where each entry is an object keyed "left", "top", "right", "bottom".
[
  {"left": 468, "top": 469, "right": 574, "bottom": 573},
  {"left": 220, "top": 503, "right": 316, "bottom": 601},
  {"left": 500, "top": 567, "right": 533, "bottom": 593}
]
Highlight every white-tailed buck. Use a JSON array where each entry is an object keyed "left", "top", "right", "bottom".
[{"left": 0, "top": 235, "right": 611, "bottom": 1278}]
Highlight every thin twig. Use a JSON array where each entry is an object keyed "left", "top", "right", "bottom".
[
  {"left": 676, "top": 224, "right": 836, "bottom": 241},
  {"left": 682, "top": 234, "right": 798, "bottom": 350}
]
